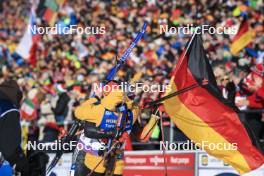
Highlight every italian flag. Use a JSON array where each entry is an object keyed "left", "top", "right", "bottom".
[{"left": 21, "top": 98, "right": 37, "bottom": 121}]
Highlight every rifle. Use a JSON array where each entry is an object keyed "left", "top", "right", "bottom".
[
  {"left": 87, "top": 22, "right": 148, "bottom": 176},
  {"left": 45, "top": 21, "right": 148, "bottom": 175}
]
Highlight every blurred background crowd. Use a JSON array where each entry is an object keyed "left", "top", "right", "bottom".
[{"left": 0, "top": 0, "right": 263, "bottom": 150}]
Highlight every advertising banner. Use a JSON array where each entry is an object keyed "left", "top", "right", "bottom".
[
  {"left": 123, "top": 151, "right": 195, "bottom": 176},
  {"left": 45, "top": 150, "right": 263, "bottom": 176}
]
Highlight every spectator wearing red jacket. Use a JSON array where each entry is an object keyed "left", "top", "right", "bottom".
[{"left": 247, "top": 64, "right": 264, "bottom": 109}]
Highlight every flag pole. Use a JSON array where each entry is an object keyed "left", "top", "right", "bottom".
[{"left": 175, "top": 28, "right": 198, "bottom": 71}]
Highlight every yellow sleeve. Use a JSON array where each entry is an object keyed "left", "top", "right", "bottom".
[
  {"left": 74, "top": 98, "right": 105, "bottom": 126},
  {"left": 139, "top": 115, "right": 158, "bottom": 141},
  {"left": 101, "top": 91, "right": 125, "bottom": 111},
  {"left": 74, "top": 91, "right": 125, "bottom": 126}
]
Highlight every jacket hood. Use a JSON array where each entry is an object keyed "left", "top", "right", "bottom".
[{"left": 0, "top": 80, "right": 23, "bottom": 107}]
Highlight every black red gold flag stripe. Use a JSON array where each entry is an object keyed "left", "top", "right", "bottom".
[{"left": 230, "top": 18, "right": 253, "bottom": 55}]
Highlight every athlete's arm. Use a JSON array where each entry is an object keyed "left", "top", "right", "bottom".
[{"left": 74, "top": 91, "right": 124, "bottom": 126}]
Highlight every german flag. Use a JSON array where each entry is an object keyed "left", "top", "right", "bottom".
[
  {"left": 230, "top": 18, "right": 253, "bottom": 55},
  {"left": 163, "top": 34, "right": 264, "bottom": 174}
]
